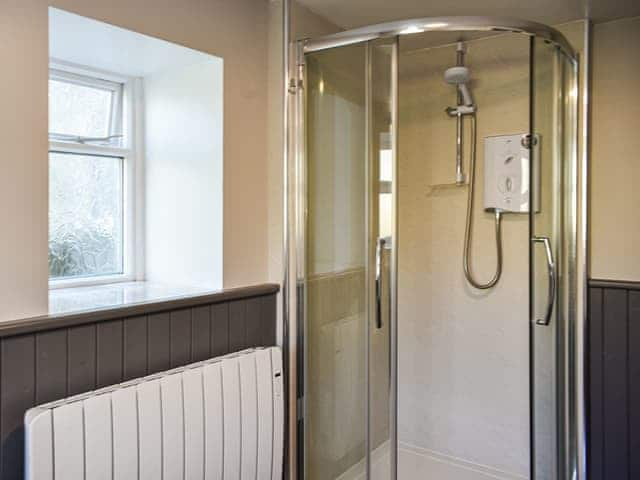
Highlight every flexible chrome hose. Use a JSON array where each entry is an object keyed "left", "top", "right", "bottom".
[{"left": 463, "top": 113, "right": 503, "bottom": 289}]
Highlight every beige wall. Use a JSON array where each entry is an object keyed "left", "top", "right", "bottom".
[
  {"left": 397, "top": 33, "right": 531, "bottom": 477},
  {"left": 0, "top": 0, "right": 49, "bottom": 321},
  {"left": 0, "top": 0, "right": 271, "bottom": 321},
  {"left": 590, "top": 16, "right": 640, "bottom": 282},
  {"left": 292, "top": 0, "right": 341, "bottom": 40},
  {"left": 267, "top": 0, "right": 285, "bottom": 288}
]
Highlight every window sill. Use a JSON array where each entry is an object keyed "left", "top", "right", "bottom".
[
  {"left": 0, "top": 282, "right": 280, "bottom": 340},
  {"left": 48, "top": 281, "right": 218, "bottom": 316},
  {"left": 49, "top": 274, "right": 135, "bottom": 290}
]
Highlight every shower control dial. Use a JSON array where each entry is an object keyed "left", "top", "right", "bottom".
[{"left": 498, "top": 175, "right": 515, "bottom": 193}]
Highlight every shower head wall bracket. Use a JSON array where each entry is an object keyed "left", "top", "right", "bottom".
[{"left": 446, "top": 105, "right": 476, "bottom": 116}]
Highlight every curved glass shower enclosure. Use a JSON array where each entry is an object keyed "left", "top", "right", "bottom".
[{"left": 287, "top": 17, "right": 583, "bottom": 480}]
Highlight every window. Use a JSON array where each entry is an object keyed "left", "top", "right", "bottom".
[
  {"left": 48, "top": 67, "right": 134, "bottom": 285},
  {"left": 49, "top": 69, "right": 123, "bottom": 145}
]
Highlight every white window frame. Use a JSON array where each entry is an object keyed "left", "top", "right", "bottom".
[{"left": 48, "top": 60, "right": 142, "bottom": 289}]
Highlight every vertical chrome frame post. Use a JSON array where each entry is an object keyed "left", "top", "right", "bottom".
[
  {"left": 575, "top": 19, "right": 591, "bottom": 480},
  {"left": 389, "top": 37, "right": 399, "bottom": 480},
  {"left": 282, "top": 0, "right": 291, "bottom": 477},
  {"left": 289, "top": 41, "right": 307, "bottom": 480},
  {"left": 555, "top": 41, "right": 568, "bottom": 480},
  {"left": 364, "top": 41, "right": 373, "bottom": 480},
  {"left": 294, "top": 40, "right": 307, "bottom": 480},
  {"left": 565, "top": 54, "right": 581, "bottom": 480},
  {"left": 529, "top": 33, "right": 582, "bottom": 480}
]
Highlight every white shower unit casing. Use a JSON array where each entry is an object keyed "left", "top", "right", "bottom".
[{"left": 483, "top": 133, "right": 540, "bottom": 214}]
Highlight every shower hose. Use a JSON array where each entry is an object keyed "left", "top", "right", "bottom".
[{"left": 463, "top": 113, "right": 503, "bottom": 289}]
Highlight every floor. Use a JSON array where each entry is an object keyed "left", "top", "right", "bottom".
[{"left": 337, "top": 442, "right": 527, "bottom": 480}]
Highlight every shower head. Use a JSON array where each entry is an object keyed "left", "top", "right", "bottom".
[
  {"left": 444, "top": 66, "right": 473, "bottom": 107},
  {"left": 444, "top": 65, "right": 470, "bottom": 84}
]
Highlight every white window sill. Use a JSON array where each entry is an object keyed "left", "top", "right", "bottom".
[{"left": 48, "top": 281, "right": 217, "bottom": 316}]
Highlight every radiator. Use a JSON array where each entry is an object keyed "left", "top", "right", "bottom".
[{"left": 24, "top": 347, "right": 283, "bottom": 480}]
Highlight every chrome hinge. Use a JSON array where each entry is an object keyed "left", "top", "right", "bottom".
[
  {"left": 288, "top": 78, "right": 304, "bottom": 94},
  {"left": 288, "top": 78, "right": 298, "bottom": 94},
  {"left": 296, "top": 42, "right": 307, "bottom": 67}
]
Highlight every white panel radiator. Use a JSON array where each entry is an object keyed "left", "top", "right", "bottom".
[{"left": 24, "top": 347, "right": 283, "bottom": 480}]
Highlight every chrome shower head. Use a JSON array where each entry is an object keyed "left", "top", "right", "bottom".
[
  {"left": 444, "top": 65, "right": 470, "bottom": 84},
  {"left": 444, "top": 65, "right": 473, "bottom": 107}
]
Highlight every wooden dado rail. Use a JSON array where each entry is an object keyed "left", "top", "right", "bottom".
[
  {"left": 589, "top": 279, "right": 640, "bottom": 480},
  {"left": 0, "top": 283, "right": 279, "bottom": 480}
]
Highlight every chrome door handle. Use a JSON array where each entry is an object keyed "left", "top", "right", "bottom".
[
  {"left": 375, "top": 237, "right": 386, "bottom": 329},
  {"left": 532, "top": 236, "right": 556, "bottom": 326},
  {"left": 375, "top": 237, "right": 391, "bottom": 329}
]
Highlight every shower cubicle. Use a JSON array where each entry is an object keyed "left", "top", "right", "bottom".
[{"left": 284, "top": 16, "right": 585, "bottom": 480}]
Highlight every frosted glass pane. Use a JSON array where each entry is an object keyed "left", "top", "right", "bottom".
[
  {"left": 49, "top": 79, "right": 113, "bottom": 138},
  {"left": 49, "top": 153, "right": 124, "bottom": 279}
]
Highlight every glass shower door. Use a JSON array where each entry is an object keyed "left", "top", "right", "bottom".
[
  {"left": 530, "top": 37, "right": 578, "bottom": 480},
  {"left": 304, "top": 42, "right": 368, "bottom": 480},
  {"left": 302, "top": 37, "right": 397, "bottom": 480}
]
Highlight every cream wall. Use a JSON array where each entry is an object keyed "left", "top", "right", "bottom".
[
  {"left": 590, "top": 16, "right": 640, "bottom": 282},
  {"left": 397, "top": 34, "right": 531, "bottom": 477},
  {"left": 292, "top": 0, "right": 341, "bottom": 40},
  {"left": 0, "top": 0, "right": 271, "bottom": 321},
  {"left": 0, "top": 0, "right": 49, "bottom": 321},
  {"left": 267, "top": 0, "right": 285, "bottom": 288}
]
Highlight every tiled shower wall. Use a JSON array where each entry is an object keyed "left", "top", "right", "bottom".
[{"left": 397, "top": 32, "right": 531, "bottom": 478}]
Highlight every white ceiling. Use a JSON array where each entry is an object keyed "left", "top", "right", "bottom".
[
  {"left": 49, "top": 8, "right": 219, "bottom": 78},
  {"left": 296, "top": 0, "right": 640, "bottom": 30}
]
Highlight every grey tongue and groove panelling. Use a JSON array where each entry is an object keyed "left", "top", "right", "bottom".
[
  {"left": 588, "top": 279, "right": 640, "bottom": 480},
  {"left": 0, "top": 284, "right": 278, "bottom": 480}
]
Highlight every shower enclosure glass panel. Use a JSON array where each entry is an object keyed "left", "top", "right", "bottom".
[
  {"left": 304, "top": 43, "right": 368, "bottom": 480},
  {"left": 530, "top": 36, "right": 578, "bottom": 479},
  {"left": 294, "top": 18, "right": 579, "bottom": 480},
  {"left": 302, "top": 37, "right": 397, "bottom": 480}
]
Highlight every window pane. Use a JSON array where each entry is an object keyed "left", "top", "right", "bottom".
[
  {"left": 49, "top": 153, "right": 124, "bottom": 279},
  {"left": 49, "top": 79, "right": 114, "bottom": 138}
]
